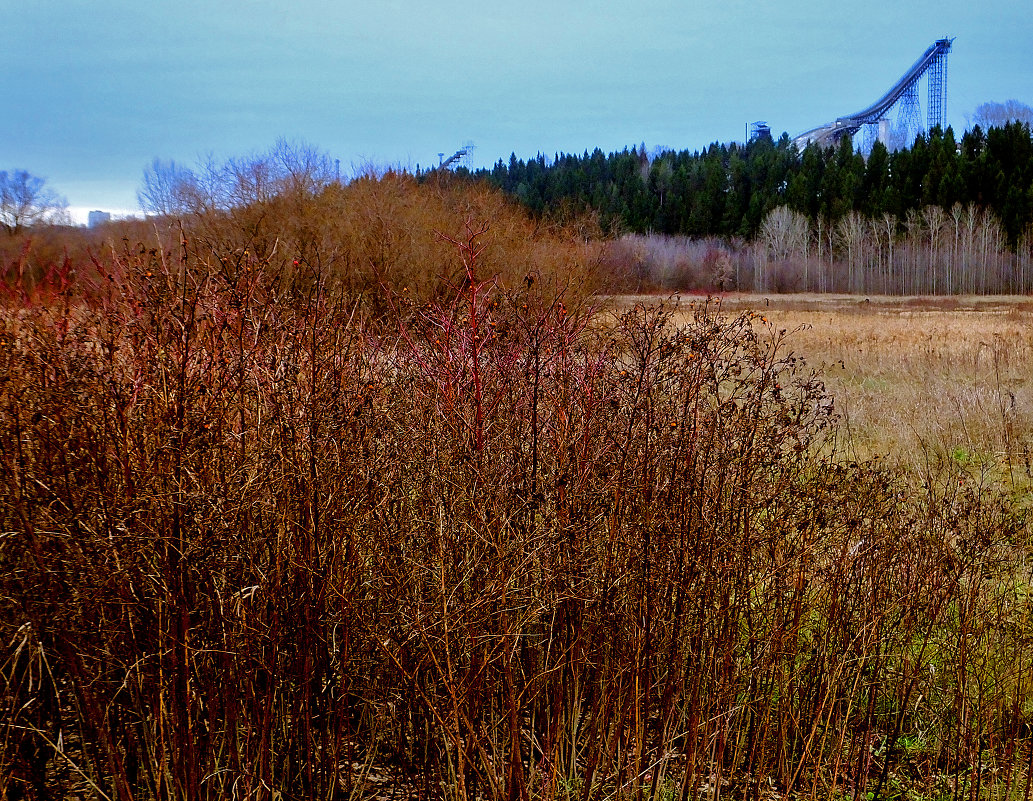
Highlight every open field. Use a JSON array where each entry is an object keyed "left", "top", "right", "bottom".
[{"left": 612, "top": 293, "right": 1033, "bottom": 494}]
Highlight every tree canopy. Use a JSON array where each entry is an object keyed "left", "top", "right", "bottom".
[
  {"left": 465, "top": 122, "right": 1033, "bottom": 247},
  {"left": 0, "top": 170, "right": 68, "bottom": 235}
]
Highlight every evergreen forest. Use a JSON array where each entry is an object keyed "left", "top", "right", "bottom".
[{"left": 464, "top": 123, "right": 1033, "bottom": 248}]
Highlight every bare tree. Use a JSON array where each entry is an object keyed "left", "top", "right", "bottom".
[
  {"left": 224, "top": 154, "right": 279, "bottom": 207},
  {"left": 759, "top": 206, "right": 809, "bottom": 290},
  {"left": 923, "top": 206, "right": 946, "bottom": 294},
  {"left": 760, "top": 206, "right": 809, "bottom": 262},
  {"left": 836, "top": 211, "right": 866, "bottom": 293},
  {"left": 903, "top": 209, "right": 924, "bottom": 294},
  {"left": 879, "top": 212, "right": 898, "bottom": 294},
  {"left": 270, "top": 137, "right": 336, "bottom": 195},
  {"left": 962, "top": 204, "right": 979, "bottom": 293},
  {"left": 949, "top": 203, "right": 964, "bottom": 293},
  {"left": 969, "top": 100, "right": 1033, "bottom": 130},
  {"left": 1019, "top": 228, "right": 1033, "bottom": 294},
  {"left": 137, "top": 158, "right": 198, "bottom": 216},
  {"left": 0, "top": 170, "right": 68, "bottom": 234},
  {"left": 139, "top": 139, "right": 336, "bottom": 217}
]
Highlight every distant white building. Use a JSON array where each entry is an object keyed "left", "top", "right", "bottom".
[{"left": 87, "top": 210, "right": 111, "bottom": 228}]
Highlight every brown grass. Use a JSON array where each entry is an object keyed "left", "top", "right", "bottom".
[{"left": 612, "top": 293, "right": 1033, "bottom": 494}]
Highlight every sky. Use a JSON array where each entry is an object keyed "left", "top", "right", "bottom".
[{"left": 4, "top": 0, "right": 1031, "bottom": 223}]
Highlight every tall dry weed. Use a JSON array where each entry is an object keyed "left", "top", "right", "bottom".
[{"left": 0, "top": 230, "right": 1031, "bottom": 801}]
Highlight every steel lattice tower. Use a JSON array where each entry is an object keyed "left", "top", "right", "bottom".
[
  {"left": 862, "top": 122, "right": 879, "bottom": 153},
  {"left": 927, "top": 44, "right": 949, "bottom": 131},
  {"left": 898, "top": 83, "right": 923, "bottom": 147}
]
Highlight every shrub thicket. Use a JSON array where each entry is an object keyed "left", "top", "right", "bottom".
[
  {"left": 1, "top": 171, "right": 603, "bottom": 308},
  {"left": 2, "top": 216, "right": 1032, "bottom": 801}
]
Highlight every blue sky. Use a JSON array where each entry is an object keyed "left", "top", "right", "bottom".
[{"left": 4, "top": 0, "right": 1031, "bottom": 221}]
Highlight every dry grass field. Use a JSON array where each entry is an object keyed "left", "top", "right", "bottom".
[{"left": 613, "top": 293, "right": 1033, "bottom": 495}]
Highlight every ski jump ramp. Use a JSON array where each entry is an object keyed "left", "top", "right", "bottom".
[{"left": 793, "top": 38, "right": 953, "bottom": 150}]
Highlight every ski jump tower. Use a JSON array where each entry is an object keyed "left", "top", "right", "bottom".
[{"left": 793, "top": 38, "right": 953, "bottom": 151}]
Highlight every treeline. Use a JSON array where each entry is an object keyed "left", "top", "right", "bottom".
[
  {"left": 605, "top": 202, "right": 1033, "bottom": 295},
  {"left": 468, "top": 122, "right": 1033, "bottom": 248}
]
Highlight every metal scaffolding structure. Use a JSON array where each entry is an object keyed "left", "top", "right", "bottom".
[
  {"left": 898, "top": 82, "right": 924, "bottom": 147},
  {"left": 927, "top": 45, "right": 949, "bottom": 131}
]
